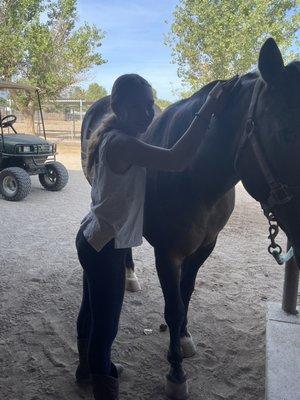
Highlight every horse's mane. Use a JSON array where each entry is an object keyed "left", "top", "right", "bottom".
[
  {"left": 143, "top": 72, "right": 259, "bottom": 147},
  {"left": 143, "top": 81, "right": 219, "bottom": 145}
]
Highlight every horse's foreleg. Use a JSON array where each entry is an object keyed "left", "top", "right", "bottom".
[
  {"left": 125, "top": 248, "right": 141, "bottom": 292},
  {"left": 180, "top": 241, "right": 216, "bottom": 358},
  {"left": 155, "top": 248, "right": 188, "bottom": 400}
]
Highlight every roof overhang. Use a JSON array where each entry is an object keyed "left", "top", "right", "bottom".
[{"left": 0, "top": 82, "right": 39, "bottom": 92}]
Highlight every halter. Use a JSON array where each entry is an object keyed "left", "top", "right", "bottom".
[{"left": 234, "top": 78, "right": 295, "bottom": 265}]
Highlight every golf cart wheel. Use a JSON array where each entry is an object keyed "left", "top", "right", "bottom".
[
  {"left": 39, "top": 161, "right": 69, "bottom": 191},
  {"left": 0, "top": 167, "right": 31, "bottom": 201}
]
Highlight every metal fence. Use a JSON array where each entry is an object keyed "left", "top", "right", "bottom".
[
  {"left": 43, "top": 99, "right": 94, "bottom": 140},
  {"left": 0, "top": 99, "right": 94, "bottom": 140}
]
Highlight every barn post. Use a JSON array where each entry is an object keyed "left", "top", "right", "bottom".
[{"left": 282, "top": 241, "right": 299, "bottom": 315}]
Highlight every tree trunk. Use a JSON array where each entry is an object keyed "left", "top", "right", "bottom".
[
  {"left": 23, "top": 108, "right": 36, "bottom": 135},
  {"left": 11, "top": 94, "right": 37, "bottom": 136}
]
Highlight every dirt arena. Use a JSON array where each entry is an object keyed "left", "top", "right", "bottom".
[{"left": 0, "top": 142, "right": 290, "bottom": 400}]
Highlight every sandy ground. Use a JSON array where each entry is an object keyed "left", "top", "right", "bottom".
[{"left": 0, "top": 142, "right": 293, "bottom": 400}]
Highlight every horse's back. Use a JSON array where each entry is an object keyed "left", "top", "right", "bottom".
[{"left": 81, "top": 96, "right": 111, "bottom": 179}]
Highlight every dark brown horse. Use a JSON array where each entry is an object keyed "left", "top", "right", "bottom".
[{"left": 81, "top": 38, "right": 300, "bottom": 399}]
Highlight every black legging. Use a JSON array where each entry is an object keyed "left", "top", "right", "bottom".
[{"left": 76, "top": 228, "right": 127, "bottom": 375}]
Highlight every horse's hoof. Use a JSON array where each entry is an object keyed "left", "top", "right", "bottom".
[
  {"left": 180, "top": 333, "right": 196, "bottom": 358},
  {"left": 165, "top": 377, "right": 189, "bottom": 400},
  {"left": 125, "top": 269, "right": 141, "bottom": 292}
]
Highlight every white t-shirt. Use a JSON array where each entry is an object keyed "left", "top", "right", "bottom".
[{"left": 81, "top": 130, "right": 146, "bottom": 252}]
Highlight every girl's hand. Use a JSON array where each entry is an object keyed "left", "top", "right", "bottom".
[{"left": 203, "top": 75, "right": 240, "bottom": 115}]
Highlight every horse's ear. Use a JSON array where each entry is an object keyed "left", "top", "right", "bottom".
[{"left": 258, "top": 38, "right": 285, "bottom": 85}]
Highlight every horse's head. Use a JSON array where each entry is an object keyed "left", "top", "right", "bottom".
[{"left": 236, "top": 38, "right": 300, "bottom": 261}]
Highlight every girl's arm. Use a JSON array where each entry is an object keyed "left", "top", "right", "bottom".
[{"left": 107, "top": 76, "right": 238, "bottom": 172}]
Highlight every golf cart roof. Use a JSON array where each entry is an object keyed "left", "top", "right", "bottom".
[{"left": 0, "top": 82, "right": 39, "bottom": 92}]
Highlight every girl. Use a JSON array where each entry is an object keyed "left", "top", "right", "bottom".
[{"left": 75, "top": 73, "right": 238, "bottom": 400}]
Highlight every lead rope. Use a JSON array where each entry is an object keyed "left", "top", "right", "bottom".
[{"left": 265, "top": 210, "right": 294, "bottom": 265}]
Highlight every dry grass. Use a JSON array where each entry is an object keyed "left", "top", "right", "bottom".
[
  {"left": 14, "top": 120, "right": 82, "bottom": 135},
  {"left": 55, "top": 141, "right": 82, "bottom": 171}
]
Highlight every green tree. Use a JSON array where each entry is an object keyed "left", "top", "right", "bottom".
[
  {"left": 64, "top": 86, "right": 86, "bottom": 99},
  {"left": 152, "top": 88, "right": 172, "bottom": 110},
  {"left": 85, "top": 83, "right": 107, "bottom": 101},
  {"left": 156, "top": 98, "right": 172, "bottom": 110},
  {"left": 166, "top": 0, "right": 300, "bottom": 91},
  {"left": 0, "top": 0, "right": 42, "bottom": 78},
  {"left": 0, "top": 0, "right": 105, "bottom": 133}
]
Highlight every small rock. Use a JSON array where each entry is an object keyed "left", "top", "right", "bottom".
[
  {"left": 261, "top": 295, "right": 268, "bottom": 301},
  {"left": 159, "top": 324, "right": 168, "bottom": 332},
  {"left": 143, "top": 329, "right": 153, "bottom": 335},
  {"left": 31, "top": 277, "right": 42, "bottom": 283}
]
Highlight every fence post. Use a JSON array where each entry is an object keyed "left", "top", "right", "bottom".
[
  {"left": 69, "top": 108, "right": 76, "bottom": 139},
  {"left": 80, "top": 99, "right": 83, "bottom": 124},
  {"left": 282, "top": 241, "right": 299, "bottom": 315}
]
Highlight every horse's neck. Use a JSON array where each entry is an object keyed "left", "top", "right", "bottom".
[{"left": 191, "top": 82, "right": 255, "bottom": 204}]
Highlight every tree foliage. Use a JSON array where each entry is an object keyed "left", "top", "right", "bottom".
[
  {"left": 0, "top": 0, "right": 105, "bottom": 132},
  {"left": 63, "top": 85, "right": 86, "bottom": 99},
  {"left": 166, "top": 0, "right": 300, "bottom": 90},
  {"left": 85, "top": 83, "right": 107, "bottom": 101},
  {"left": 152, "top": 88, "right": 172, "bottom": 110},
  {"left": 63, "top": 83, "right": 107, "bottom": 101}
]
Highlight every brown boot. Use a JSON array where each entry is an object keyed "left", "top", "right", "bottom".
[
  {"left": 75, "top": 339, "right": 91, "bottom": 384},
  {"left": 92, "top": 370, "right": 119, "bottom": 400}
]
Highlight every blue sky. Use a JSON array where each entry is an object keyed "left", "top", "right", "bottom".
[{"left": 77, "top": 0, "right": 181, "bottom": 101}]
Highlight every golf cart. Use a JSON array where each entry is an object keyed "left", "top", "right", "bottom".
[{"left": 0, "top": 82, "right": 68, "bottom": 201}]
